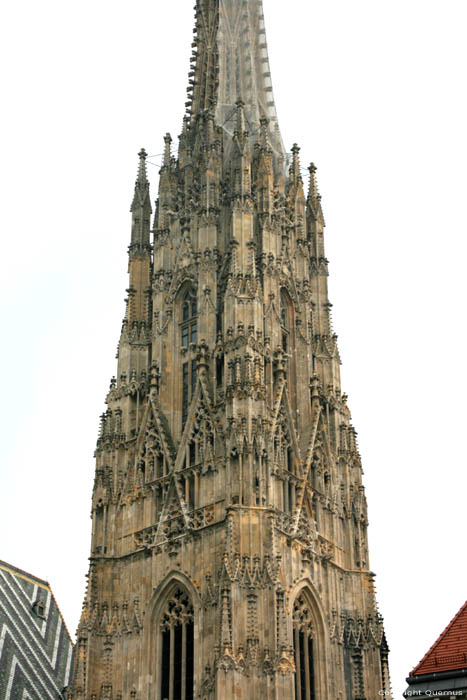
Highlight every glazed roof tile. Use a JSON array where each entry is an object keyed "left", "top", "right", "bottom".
[{"left": 411, "top": 600, "right": 467, "bottom": 676}]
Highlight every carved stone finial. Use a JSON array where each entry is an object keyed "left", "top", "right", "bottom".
[
  {"left": 196, "top": 340, "right": 210, "bottom": 372},
  {"left": 163, "top": 133, "right": 172, "bottom": 168},
  {"left": 273, "top": 347, "right": 287, "bottom": 379},
  {"left": 310, "top": 373, "right": 320, "bottom": 404}
]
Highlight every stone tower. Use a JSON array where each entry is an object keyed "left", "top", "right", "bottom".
[{"left": 68, "top": 1, "right": 392, "bottom": 699}]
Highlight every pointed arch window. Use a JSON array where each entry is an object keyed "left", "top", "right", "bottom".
[
  {"left": 293, "top": 594, "right": 316, "bottom": 700},
  {"left": 160, "top": 587, "right": 194, "bottom": 700}
]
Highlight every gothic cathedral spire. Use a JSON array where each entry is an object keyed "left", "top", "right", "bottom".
[{"left": 68, "top": 2, "right": 392, "bottom": 699}]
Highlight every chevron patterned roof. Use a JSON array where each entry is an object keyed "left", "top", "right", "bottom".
[{"left": 0, "top": 560, "right": 73, "bottom": 699}]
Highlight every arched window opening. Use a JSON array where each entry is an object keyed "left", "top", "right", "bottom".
[
  {"left": 231, "top": 448, "right": 240, "bottom": 505},
  {"left": 283, "top": 479, "right": 293, "bottom": 512},
  {"left": 216, "top": 356, "right": 224, "bottom": 387},
  {"left": 181, "top": 289, "right": 198, "bottom": 347},
  {"left": 293, "top": 594, "right": 316, "bottom": 700},
  {"left": 288, "top": 481, "right": 295, "bottom": 511},
  {"left": 189, "top": 441, "right": 196, "bottom": 466},
  {"left": 160, "top": 587, "right": 194, "bottom": 700},
  {"left": 253, "top": 444, "right": 261, "bottom": 506},
  {"left": 312, "top": 493, "right": 319, "bottom": 531},
  {"left": 157, "top": 454, "right": 164, "bottom": 479},
  {"left": 184, "top": 474, "right": 195, "bottom": 510}
]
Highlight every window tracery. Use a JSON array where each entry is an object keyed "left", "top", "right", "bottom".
[
  {"left": 160, "top": 587, "right": 194, "bottom": 700},
  {"left": 293, "top": 593, "right": 315, "bottom": 700}
]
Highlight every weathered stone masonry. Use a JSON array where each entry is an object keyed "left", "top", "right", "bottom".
[{"left": 68, "top": 1, "right": 392, "bottom": 698}]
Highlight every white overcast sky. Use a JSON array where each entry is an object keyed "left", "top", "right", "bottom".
[{"left": 1, "top": 1, "right": 466, "bottom": 697}]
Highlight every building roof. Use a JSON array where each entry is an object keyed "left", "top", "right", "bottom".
[
  {"left": 0, "top": 559, "right": 72, "bottom": 642},
  {"left": 0, "top": 559, "right": 74, "bottom": 698},
  {"left": 410, "top": 600, "right": 467, "bottom": 676},
  {"left": 0, "top": 559, "right": 50, "bottom": 589}
]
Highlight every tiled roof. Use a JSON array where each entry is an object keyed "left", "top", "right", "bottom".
[
  {"left": 411, "top": 600, "right": 467, "bottom": 676},
  {"left": 0, "top": 559, "right": 49, "bottom": 588},
  {"left": 0, "top": 559, "right": 74, "bottom": 699}
]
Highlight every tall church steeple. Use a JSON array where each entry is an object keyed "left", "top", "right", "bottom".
[
  {"left": 69, "top": 2, "right": 392, "bottom": 699},
  {"left": 187, "top": 0, "right": 285, "bottom": 158}
]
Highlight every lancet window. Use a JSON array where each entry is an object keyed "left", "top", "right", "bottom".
[
  {"left": 180, "top": 288, "right": 198, "bottom": 348},
  {"left": 293, "top": 594, "right": 316, "bottom": 700},
  {"left": 253, "top": 442, "right": 266, "bottom": 506},
  {"left": 160, "top": 587, "right": 194, "bottom": 700},
  {"left": 180, "top": 287, "right": 198, "bottom": 428}
]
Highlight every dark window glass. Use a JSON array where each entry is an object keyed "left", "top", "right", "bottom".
[
  {"left": 186, "top": 621, "right": 194, "bottom": 700},
  {"left": 174, "top": 624, "right": 183, "bottom": 699},
  {"left": 157, "top": 454, "right": 164, "bottom": 478},
  {"left": 216, "top": 356, "right": 224, "bottom": 386},
  {"left": 189, "top": 441, "right": 196, "bottom": 466},
  {"left": 294, "top": 630, "right": 299, "bottom": 700},
  {"left": 188, "top": 476, "right": 195, "bottom": 510},
  {"left": 308, "top": 637, "right": 315, "bottom": 699},
  {"left": 191, "top": 360, "right": 197, "bottom": 395},
  {"left": 299, "top": 630, "right": 306, "bottom": 700},
  {"left": 161, "top": 628, "right": 170, "bottom": 700}
]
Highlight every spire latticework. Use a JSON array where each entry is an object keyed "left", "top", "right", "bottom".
[{"left": 187, "top": 0, "right": 286, "bottom": 166}]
